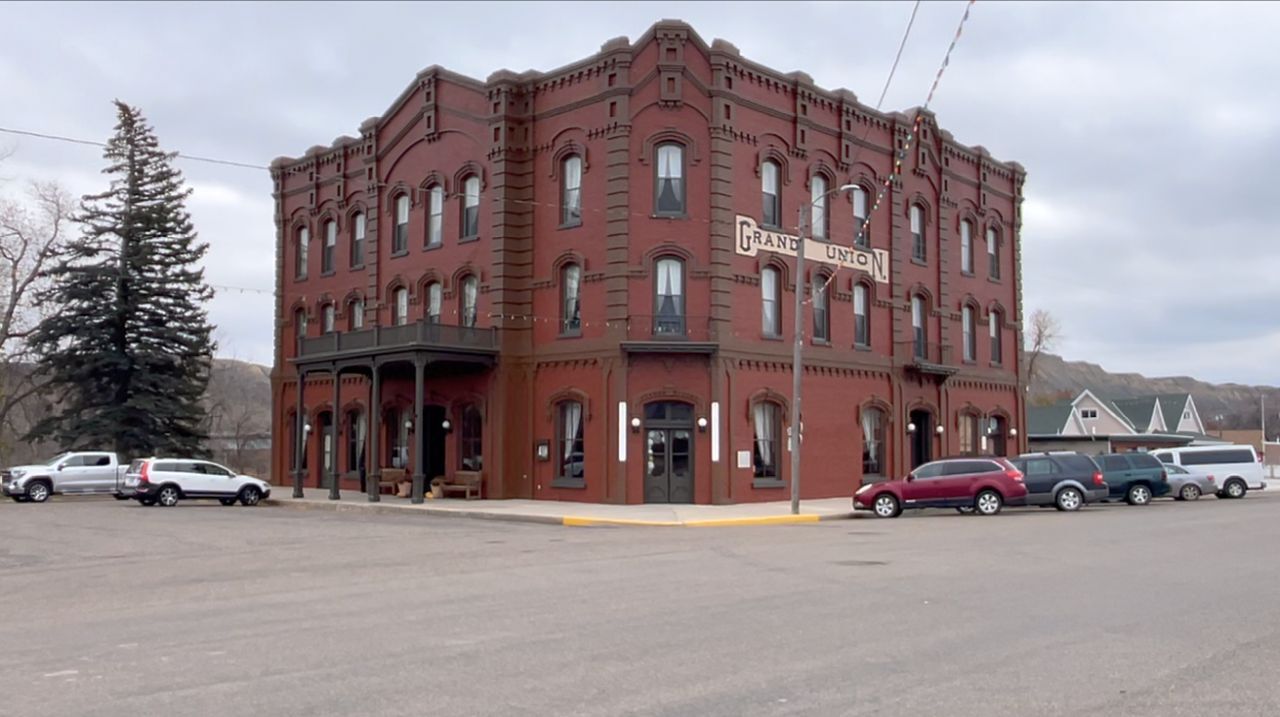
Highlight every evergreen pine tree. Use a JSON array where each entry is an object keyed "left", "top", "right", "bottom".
[{"left": 27, "top": 101, "right": 216, "bottom": 458}]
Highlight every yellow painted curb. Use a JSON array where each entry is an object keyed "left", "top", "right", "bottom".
[{"left": 562, "top": 514, "right": 823, "bottom": 527}]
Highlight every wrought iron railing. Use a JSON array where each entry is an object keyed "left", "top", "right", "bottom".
[
  {"left": 895, "top": 340, "right": 953, "bottom": 367},
  {"left": 299, "top": 320, "right": 497, "bottom": 358}
]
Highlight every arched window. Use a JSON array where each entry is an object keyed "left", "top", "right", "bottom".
[
  {"left": 393, "top": 194, "right": 410, "bottom": 254},
  {"left": 990, "top": 309, "right": 1003, "bottom": 365},
  {"left": 987, "top": 226, "right": 1001, "bottom": 279},
  {"left": 424, "top": 281, "right": 442, "bottom": 323},
  {"left": 348, "top": 298, "right": 364, "bottom": 331},
  {"left": 461, "top": 177, "right": 480, "bottom": 239},
  {"left": 962, "top": 305, "right": 976, "bottom": 362},
  {"left": 862, "top": 407, "right": 885, "bottom": 479},
  {"left": 761, "top": 265, "right": 781, "bottom": 337},
  {"left": 960, "top": 219, "right": 974, "bottom": 274},
  {"left": 561, "top": 155, "right": 583, "bottom": 227},
  {"left": 854, "top": 283, "right": 870, "bottom": 348},
  {"left": 761, "top": 159, "right": 781, "bottom": 228},
  {"left": 427, "top": 186, "right": 444, "bottom": 248},
  {"left": 911, "top": 294, "right": 926, "bottom": 359},
  {"left": 852, "top": 186, "right": 869, "bottom": 246},
  {"left": 459, "top": 404, "right": 482, "bottom": 471},
  {"left": 321, "top": 303, "right": 336, "bottom": 334},
  {"left": 346, "top": 409, "right": 367, "bottom": 478},
  {"left": 561, "top": 263, "right": 581, "bottom": 335},
  {"left": 295, "top": 226, "right": 309, "bottom": 279},
  {"left": 910, "top": 204, "right": 926, "bottom": 262},
  {"left": 959, "top": 412, "right": 980, "bottom": 456},
  {"left": 555, "top": 400, "right": 585, "bottom": 486},
  {"left": 321, "top": 220, "right": 337, "bottom": 274},
  {"left": 752, "top": 401, "right": 781, "bottom": 482},
  {"left": 654, "top": 257, "right": 685, "bottom": 335},
  {"left": 350, "top": 212, "right": 366, "bottom": 267},
  {"left": 812, "top": 275, "right": 830, "bottom": 343},
  {"left": 655, "top": 143, "right": 685, "bottom": 216},
  {"left": 294, "top": 308, "right": 308, "bottom": 340},
  {"left": 459, "top": 275, "right": 478, "bottom": 327},
  {"left": 392, "top": 287, "right": 408, "bottom": 326},
  {"left": 810, "top": 174, "right": 828, "bottom": 241}
]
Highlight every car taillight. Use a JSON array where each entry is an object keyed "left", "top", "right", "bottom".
[
  {"left": 1005, "top": 469, "right": 1024, "bottom": 482},
  {"left": 1092, "top": 471, "right": 1104, "bottom": 486},
  {"left": 138, "top": 462, "right": 150, "bottom": 484}
]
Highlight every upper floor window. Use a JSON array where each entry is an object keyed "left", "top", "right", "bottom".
[
  {"left": 761, "top": 266, "right": 781, "bottom": 337},
  {"left": 459, "top": 404, "right": 482, "bottom": 471},
  {"left": 654, "top": 257, "right": 684, "bottom": 335},
  {"left": 295, "top": 226, "right": 309, "bottom": 279},
  {"left": 351, "top": 212, "right": 366, "bottom": 267},
  {"left": 393, "top": 194, "right": 410, "bottom": 254},
  {"left": 960, "top": 220, "right": 974, "bottom": 274},
  {"left": 752, "top": 401, "right": 781, "bottom": 481},
  {"left": 910, "top": 204, "right": 926, "bottom": 262},
  {"left": 348, "top": 298, "right": 364, "bottom": 331},
  {"left": 461, "top": 176, "right": 480, "bottom": 239},
  {"left": 911, "top": 294, "right": 926, "bottom": 359},
  {"left": 322, "top": 220, "right": 337, "bottom": 274},
  {"left": 392, "top": 287, "right": 408, "bottom": 326},
  {"left": 812, "top": 276, "right": 830, "bottom": 343},
  {"left": 854, "top": 283, "right": 870, "bottom": 348},
  {"left": 810, "top": 174, "right": 828, "bottom": 241},
  {"left": 294, "top": 308, "right": 308, "bottom": 339},
  {"left": 655, "top": 143, "right": 685, "bottom": 216},
  {"left": 1080, "top": 408, "right": 1098, "bottom": 420},
  {"left": 761, "top": 159, "right": 781, "bottom": 228},
  {"left": 427, "top": 186, "right": 444, "bottom": 248},
  {"left": 561, "top": 263, "right": 581, "bottom": 335},
  {"left": 460, "top": 275, "right": 478, "bottom": 327},
  {"left": 990, "top": 309, "right": 1003, "bottom": 364},
  {"left": 987, "top": 227, "right": 1001, "bottom": 279},
  {"left": 425, "top": 281, "right": 442, "bottom": 323},
  {"left": 321, "top": 303, "right": 336, "bottom": 334},
  {"left": 853, "top": 187, "right": 869, "bottom": 247},
  {"left": 962, "top": 305, "right": 976, "bottom": 361},
  {"left": 556, "top": 400, "right": 584, "bottom": 485},
  {"left": 561, "top": 155, "right": 582, "bottom": 227}
]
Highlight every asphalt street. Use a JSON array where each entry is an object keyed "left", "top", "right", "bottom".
[{"left": 2, "top": 492, "right": 1280, "bottom": 717}]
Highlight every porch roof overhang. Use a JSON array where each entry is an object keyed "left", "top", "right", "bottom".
[{"left": 292, "top": 321, "right": 499, "bottom": 371}]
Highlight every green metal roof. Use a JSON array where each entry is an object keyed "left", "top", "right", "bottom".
[
  {"left": 1028, "top": 404, "right": 1074, "bottom": 435},
  {"left": 1158, "top": 394, "right": 1191, "bottom": 428},
  {"left": 1110, "top": 397, "right": 1158, "bottom": 430}
]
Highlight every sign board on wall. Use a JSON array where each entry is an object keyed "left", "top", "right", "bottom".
[{"left": 735, "top": 215, "right": 889, "bottom": 284}]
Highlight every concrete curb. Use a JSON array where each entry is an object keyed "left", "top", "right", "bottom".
[{"left": 264, "top": 498, "right": 855, "bottom": 528}]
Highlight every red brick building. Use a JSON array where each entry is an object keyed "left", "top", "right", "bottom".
[{"left": 269, "top": 20, "right": 1027, "bottom": 505}]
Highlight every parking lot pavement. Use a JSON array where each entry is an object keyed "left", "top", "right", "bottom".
[{"left": 3, "top": 494, "right": 1280, "bottom": 717}]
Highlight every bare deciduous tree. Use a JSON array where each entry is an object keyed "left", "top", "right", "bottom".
[{"left": 1025, "top": 308, "right": 1061, "bottom": 390}]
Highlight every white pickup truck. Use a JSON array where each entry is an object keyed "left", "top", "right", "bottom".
[{"left": 2, "top": 451, "right": 129, "bottom": 503}]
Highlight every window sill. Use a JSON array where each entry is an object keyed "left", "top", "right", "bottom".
[
  {"left": 961, "top": 270, "right": 975, "bottom": 277},
  {"left": 752, "top": 477, "right": 786, "bottom": 489},
  {"left": 811, "top": 338, "right": 831, "bottom": 347},
  {"left": 651, "top": 213, "right": 688, "bottom": 220},
  {"left": 559, "top": 221, "right": 583, "bottom": 230},
  {"left": 911, "top": 258, "right": 928, "bottom": 267},
  {"left": 990, "top": 361, "right": 1004, "bottom": 368},
  {"left": 459, "top": 236, "right": 480, "bottom": 244},
  {"left": 854, "top": 343, "right": 872, "bottom": 352},
  {"left": 558, "top": 331, "right": 582, "bottom": 339},
  {"left": 320, "top": 270, "right": 335, "bottom": 278},
  {"left": 349, "top": 263, "right": 366, "bottom": 271},
  {"left": 390, "top": 250, "right": 409, "bottom": 259},
  {"left": 988, "top": 277, "right": 1003, "bottom": 284},
  {"left": 294, "top": 275, "right": 308, "bottom": 282},
  {"left": 761, "top": 334, "right": 783, "bottom": 342},
  {"left": 424, "top": 243, "right": 443, "bottom": 252},
  {"left": 550, "top": 478, "right": 586, "bottom": 490},
  {"left": 962, "top": 358, "right": 976, "bottom": 365}
]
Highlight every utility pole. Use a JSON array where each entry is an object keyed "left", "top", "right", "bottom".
[{"left": 789, "top": 205, "right": 808, "bottom": 515}]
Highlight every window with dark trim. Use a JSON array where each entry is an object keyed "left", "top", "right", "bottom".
[
  {"left": 912, "top": 294, "right": 926, "bottom": 359},
  {"left": 351, "top": 212, "right": 365, "bottom": 267},
  {"left": 761, "top": 265, "right": 781, "bottom": 337},
  {"left": 962, "top": 305, "right": 976, "bottom": 362},
  {"left": 393, "top": 195, "right": 409, "bottom": 254},
  {"left": 854, "top": 283, "right": 870, "bottom": 347},
  {"left": 348, "top": 298, "right": 364, "bottom": 331},
  {"left": 561, "top": 263, "right": 581, "bottom": 335},
  {"left": 555, "top": 400, "right": 584, "bottom": 486},
  {"left": 910, "top": 204, "right": 926, "bottom": 262},
  {"left": 990, "top": 309, "right": 1003, "bottom": 364},
  {"left": 862, "top": 407, "right": 884, "bottom": 477},
  {"left": 322, "top": 220, "right": 336, "bottom": 274},
  {"left": 761, "top": 159, "right": 781, "bottom": 228},
  {"left": 812, "top": 276, "right": 829, "bottom": 343},
  {"left": 655, "top": 143, "right": 685, "bottom": 216},
  {"left": 960, "top": 220, "right": 973, "bottom": 274},
  {"left": 811, "top": 174, "right": 828, "bottom": 240},
  {"left": 959, "top": 413, "right": 980, "bottom": 455},
  {"left": 460, "top": 275, "right": 478, "bottom": 327},
  {"left": 987, "top": 226, "right": 1001, "bottom": 279},
  {"left": 459, "top": 404, "right": 482, "bottom": 471},
  {"left": 425, "top": 282, "right": 442, "bottom": 323},
  {"left": 294, "top": 308, "right": 308, "bottom": 339},
  {"left": 752, "top": 402, "right": 781, "bottom": 482},
  {"left": 427, "top": 186, "right": 444, "bottom": 247},
  {"left": 321, "top": 303, "right": 335, "bottom": 334},
  {"left": 853, "top": 187, "right": 869, "bottom": 247},
  {"left": 654, "top": 257, "right": 685, "bottom": 335},
  {"left": 346, "top": 409, "right": 366, "bottom": 477},
  {"left": 392, "top": 287, "right": 408, "bottom": 326},
  {"left": 295, "top": 226, "right": 309, "bottom": 279},
  {"left": 461, "top": 177, "right": 480, "bottom": 238},
  {"left": 561, "top": 155, "right": 582, "bottom": 227}
]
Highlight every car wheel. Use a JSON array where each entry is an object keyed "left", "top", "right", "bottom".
[
  {"left": 157, "top": 485, "right": 180, "bottom": 507},
  {"left": 872, "top": 493, "right": 900, "bottom": 518},
  {"left": 956, "top": 506, "right": 975, "bottom": 515},
  {"left": 1224, "top": 479, "right": 1247, "bottom": 499},
  {"left": 1055, "top": 487, "right": 1084, "bottom": 512},
  {"left": 1126, "top": 484, "right": 1152, "bottom": 506},
  {"left": 975, "top": 490, "right": 1003, "bottom": 516},
  {"left": 1180, "top": 484, "right": 1201, "bottom": 501},
  {"left": 239, "top": 486, "right": 263, "bottom": 507},
  {"left": 26, "top": 481, "right": 51, "bottom": 503},
  {"left": 219, "top": 498, "right": 237, "bottom": 506}
]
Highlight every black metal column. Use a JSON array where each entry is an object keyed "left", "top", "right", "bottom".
[
  {"left": 329, "top": 367, "right": 341, "bottom": 500},
  {"left": 368, "top": 364, "right": 381, "bottom": 502},
  {"left": 411, "top": 357, "right": 426, "bottom": 504},
  {"left": 292, "top": 371, "right": 305, "bottom": 499}
]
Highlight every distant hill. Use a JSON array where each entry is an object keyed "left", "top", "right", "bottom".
[{"left": 1031, "top": 353, "right": 1279, "bottom": 431}]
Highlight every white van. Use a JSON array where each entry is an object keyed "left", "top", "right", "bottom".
[{"left": 1149, "top": 445, "right": 1266, "bottom": 499}]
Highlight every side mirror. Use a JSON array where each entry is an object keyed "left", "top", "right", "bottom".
[
  {"left": 905, "top": 473, "right": 915, "bottom": 482},
  {"left": 57, "top": 464, "right": 65, "bottom": 472}
]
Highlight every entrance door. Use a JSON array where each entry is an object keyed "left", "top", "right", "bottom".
[
  {"left": 422, "top": 405, "right": 447, "bottom": 481},
  {"left": 910, "top": 409, "right": 933, "bottom": 469},
  {"left": 643, "top": 402, "right": 695, "bottom": 503}
]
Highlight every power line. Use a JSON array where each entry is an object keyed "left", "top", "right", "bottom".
[{"left": 0, "top": 126, "right": 269, "bottom": 170}]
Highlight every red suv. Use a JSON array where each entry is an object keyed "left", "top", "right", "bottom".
[{"left": 854, "top": 457, "right": 1028, "bottom": 518}]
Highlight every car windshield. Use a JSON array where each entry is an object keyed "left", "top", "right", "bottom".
[{"left": 40, "top": 452, "right": 71, "bottom": 466}]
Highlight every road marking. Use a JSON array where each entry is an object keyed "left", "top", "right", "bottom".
[{"left": 43, "top": 670, "right": 78, "bottom": 678}]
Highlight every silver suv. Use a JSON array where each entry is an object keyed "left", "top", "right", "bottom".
[{"left": 120, "top": 458, "right": 271, "bottom": 507}]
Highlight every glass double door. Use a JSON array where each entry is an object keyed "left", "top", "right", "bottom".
[{"left": 645, "top": 428, "right": 694, "bottom": 503}]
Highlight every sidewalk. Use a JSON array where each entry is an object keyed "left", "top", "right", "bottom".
[{"left": 265, "top": 488, "right": 857, "bottom": 527}]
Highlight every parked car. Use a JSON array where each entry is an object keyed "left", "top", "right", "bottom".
[
  {"left": 120, "top": 458, "right": 270, "bottom": 507},
  {"left": 1149, "top": 445, "right": 1266, "bottom": 499},
  {"left": 1097, "top": 452, "right": 1170, "bottom": 505},
  {"left": 853, "top": 457, "right": 1027, "bottom": 518},
  {"left": 2, "top": 451, "right": 128, "bottom": 503},
  {"left": 1010, "top": 452, "right": 1109, "bottom": 511},
  {"left": 1162, "top": 464, "right": 1216, "bottom": 501}
]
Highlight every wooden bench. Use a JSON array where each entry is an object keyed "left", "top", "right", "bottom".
[
  {"left": 378, "top": 468, "right": 407, "bottom": 496},
  {"left": 440, "top": 470, "right": 482, "bottom": 500}
]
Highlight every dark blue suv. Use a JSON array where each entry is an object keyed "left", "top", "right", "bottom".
[{"left": 1098, "top": 452, "right": 1170, "bottom": 505}]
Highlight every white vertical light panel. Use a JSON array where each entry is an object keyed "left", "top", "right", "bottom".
[
  {"left": 617, "top": 401, "right": 628, "bottom": 462},
  {"left": 711, "top": 401, "right": 721, "bottom": 462}
]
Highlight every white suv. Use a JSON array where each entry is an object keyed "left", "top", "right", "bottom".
[
  {"left": 1149, "top": 445, "right": 1266, "bottom": 499},
  {"left": 121, "top": 458, "right": 271, "bottom": 507}
]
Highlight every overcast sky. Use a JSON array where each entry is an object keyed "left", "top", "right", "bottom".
[{"left": 2, "top": 1, "right": 1277, "bottom": 385}]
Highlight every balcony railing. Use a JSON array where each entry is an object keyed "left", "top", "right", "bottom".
[
  {"left": 896, "top": 340, "right": 955, "bottom": 372},
  {"left": 298, "top": 320, "right": 498, "bottom": 360}
]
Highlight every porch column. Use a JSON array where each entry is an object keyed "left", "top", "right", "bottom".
[
  {"left": 411, "top": 357, "right": 426, "bottom": 504},
  {"left": 292, "top": 371, "right": 306, "bottom": 499},
  {"left": 368, "top": 364, "right": 381, "bottom": 502},
  {"left": 329, "top": 367, "right": 341, "bottom": 500}
]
